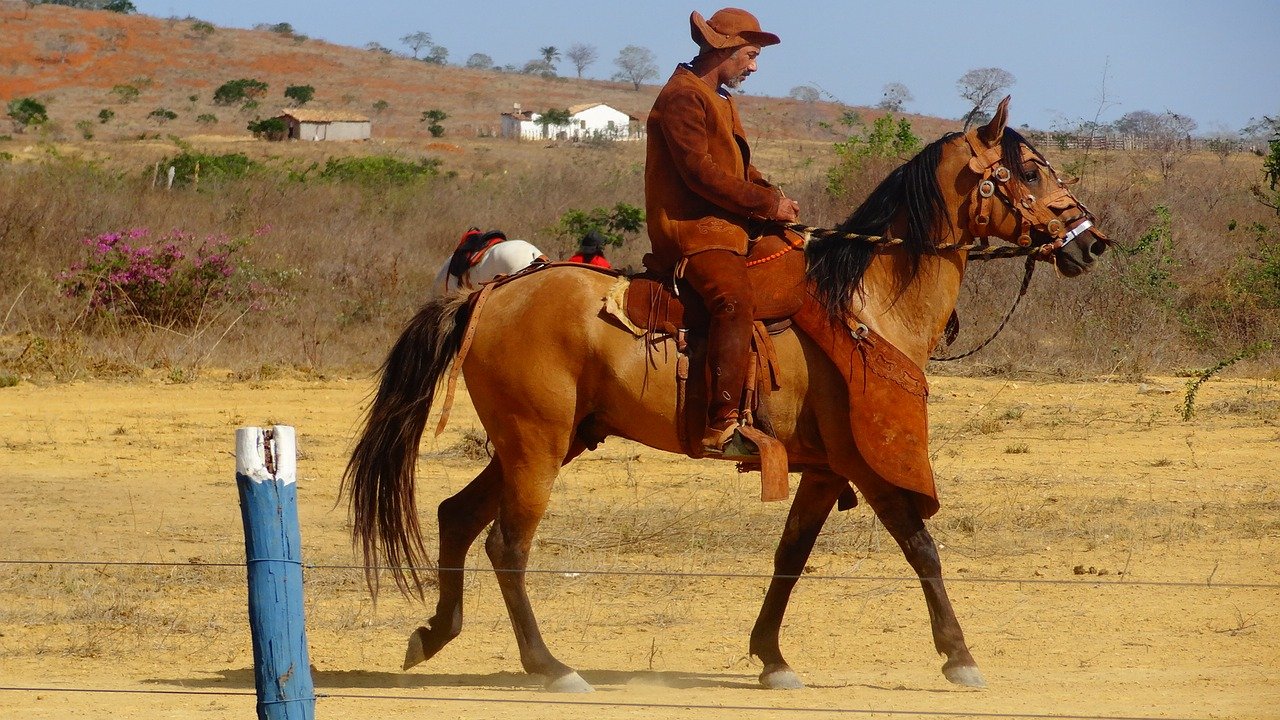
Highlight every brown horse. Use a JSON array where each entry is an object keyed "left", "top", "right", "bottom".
[{"left": 344, "top": 98, "right": 1109, "bottom": 693}]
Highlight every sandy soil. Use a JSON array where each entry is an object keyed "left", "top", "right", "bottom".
[{"left": 0, "top": 373, "right": 1277, "bottom": 719}]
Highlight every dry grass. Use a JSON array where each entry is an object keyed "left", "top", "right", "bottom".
[{"left": 1, "top": 4, "right": 1277, "bottom": 381}]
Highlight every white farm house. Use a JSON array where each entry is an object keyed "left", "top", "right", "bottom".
[{"left": 501, "top": 102, "right": 639, "bottom": 141}]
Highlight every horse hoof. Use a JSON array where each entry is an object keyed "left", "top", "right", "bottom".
[
  {"left": 759, "top": 667, "right": 805, "bottom": 690},
  {"left": 545, "top": 671, "right": 594, "bottom": 693},
  {"left": 943, "top": 664, "right": 987, "bottom": 688},
  {"left": 403, "top": 627, "right": 428, "bottom": 670}
]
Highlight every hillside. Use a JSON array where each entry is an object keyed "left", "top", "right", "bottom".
[{"left": 0, "top": 1, "right": 956, "bottom": 143}]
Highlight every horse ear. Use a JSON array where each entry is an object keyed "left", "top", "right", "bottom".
[{"left": 978, "top": 95, "right": 1011, "bottom": 145}]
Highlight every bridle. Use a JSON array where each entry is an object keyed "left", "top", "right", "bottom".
[{"left": 962, "top": 130, "right": 1109, "bottom": 261}]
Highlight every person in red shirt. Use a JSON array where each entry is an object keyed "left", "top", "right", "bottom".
[{"left": 567, "top": 230, "right": 613, "bottom": 268}]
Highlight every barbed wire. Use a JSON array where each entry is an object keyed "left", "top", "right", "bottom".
[
  {"left": 0, "top": 686, "right": 1210, "bottom": 720},
  {"left": 0, "top": 558, "right": 1273, "bottom": 589}
]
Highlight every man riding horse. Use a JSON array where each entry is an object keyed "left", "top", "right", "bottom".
[{"left": 644, "top": 7, "right": 803, "bottom": 455}]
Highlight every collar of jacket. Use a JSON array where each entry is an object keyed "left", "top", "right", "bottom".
[{"left": 677, "top": 63, "right": 734, "bottom": 100}]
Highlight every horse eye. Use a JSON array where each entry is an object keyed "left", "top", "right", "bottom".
[{"left": 1022, "top": 167, "right": 1039, "bottom": 183}]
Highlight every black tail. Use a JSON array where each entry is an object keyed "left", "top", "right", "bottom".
[{"left": 343, "top": 295, "right": 473, "bottom": 599}]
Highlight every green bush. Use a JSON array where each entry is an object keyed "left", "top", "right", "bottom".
[
  {"left": 313, "top": 155, "right": 442, "bottom": 186},
  {"left": 110, "top": 84, "right": 139, "bottom": 104},
  {"left": 97, "top": 108, "right": 114, "bottom": 124},
  {"left": 153, "top": 151, "right": 258, "bottom": 187},
  {"left": 147, "top": 108, "right": 178, "bottom": 124},
  {"left": 213, "top": 79, "right": 269, "bottom": 106},
  {"left": 826, "top": 113, "right": 921, "bottom": 196},
  {"left": 284, "top": 85, "right": 315, "bottom": 107},
  {"left": 6, "top": 98, "right": 49, "bottom": 132},
  {"left": 247, "top": 117, "right": 287, "bottom": 140},
  {"left": 551, "top": 203, "right": 645, "bottom": 246},
  {"left": 195, "top": 113, "right": 217, "bottom": 125}
]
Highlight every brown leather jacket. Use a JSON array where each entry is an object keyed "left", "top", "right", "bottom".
[{"left": 644, "top": 65, "right": 781, "bottom": 274}]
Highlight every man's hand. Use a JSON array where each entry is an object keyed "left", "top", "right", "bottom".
[{"left": 771, "top": 195, "right": 800, "bottom": 223}]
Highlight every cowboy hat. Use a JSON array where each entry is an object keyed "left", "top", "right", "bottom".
[
  {"left": 690, "top": 8, "right": 780, "bottom": 50},
  {"left": 578, "top": 229, "right": 607, "bottom": 253}
]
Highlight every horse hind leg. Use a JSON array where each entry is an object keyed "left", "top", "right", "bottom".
[
  {"left": 750, "top": 469, "right": 848, "bottom": 690},
  {"left": 404, "top": 457, "right": 504, "bottom": 669},
  {"left": 484, "top": 438, "right": 592, "bottom": 693},
  {"left": 861, "top": 484, "right": 986, "bottom": 688}
]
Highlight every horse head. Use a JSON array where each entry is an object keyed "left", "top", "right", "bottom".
[{"left": 959, "top": 96, "right": 1111, "bottom": 277}]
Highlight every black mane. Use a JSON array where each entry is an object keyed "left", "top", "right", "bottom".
[{"left": 805, "top": 132, "right": 959, "bottom": 321}]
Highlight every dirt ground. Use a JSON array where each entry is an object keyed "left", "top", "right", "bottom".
[{"left": 0, "top": 373, "right": 1277, "bottom": 719}]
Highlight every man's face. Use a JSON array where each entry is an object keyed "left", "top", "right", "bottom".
[{"left": 721, "top": 45, "right": 761, "bottom": 89}]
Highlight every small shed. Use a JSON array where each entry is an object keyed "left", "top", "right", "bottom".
[{"left": 276, "top": 108, "right": 371, "bottom": 141}]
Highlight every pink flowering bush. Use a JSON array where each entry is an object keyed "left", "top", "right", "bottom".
[{"left": 60, "top": 227, "right": 284, "bottom": 329}]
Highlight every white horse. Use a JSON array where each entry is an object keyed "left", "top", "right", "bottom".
[{"left": 432, "top": 239, "right": 547, "bottom": 295}]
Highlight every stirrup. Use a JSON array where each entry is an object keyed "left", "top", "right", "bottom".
[{"left": 702, "top": 424, "right": 759, "bottom": 459}]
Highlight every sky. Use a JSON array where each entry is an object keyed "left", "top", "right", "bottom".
[{"left": 130, "top": 0, "right": 1280, "bottom": 134}]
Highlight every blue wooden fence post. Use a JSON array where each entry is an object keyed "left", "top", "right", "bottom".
[{"left": 235, "top": 425, "right": 316, "bottom": 720}]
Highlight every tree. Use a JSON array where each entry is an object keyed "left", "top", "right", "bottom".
[
  {"left": 566, "top": 43, "right": 597, "bottom": 79},
  {"left": 522, "top": 59, "right": 556, "bottom": 79},
  {"left": 1255, "top": 116, "right": 1280, "bottom": 213},
  {"left": 553, "top": 203, "right": 645, "bottom": 247},
  {"left": 365, "top": 41, "right": 393, "bottom": 55},
  {"left": 400, "top": 31, "right": 432, "bottom": 59},
  {"left": 103, "top": 0, "right": 134, "bottom": 12},
  {"left": 613, "top": 45, "right": 657, "bottom": 91},
  {"left": 539, "top": 46, "right": 561, "bottom": 66},
  {"left": 1114, "top": 110, "right": 1164, "bottom": 136},
  {"left": 877, "top": 82, "right": 913, "bottom": 113},
  {"left": 423, "top": 44, "right": 448, "bottom": 65},
  {"left": 788, "top": 85, "right": 820, "bottom": 103},
  {"left": 465, "top": 53, "right": 494, "bottom": 70},
  {"left": 247, "top": 117, "right": 287, "bottom": 140},
  {"left": 6, "top": 97, "right": 48, "bottom": 132},
  {"left": 956, "top": 67, "right": 1015, "bottom": 130},
  {"left": 284, "top": 84, "right": 315, "bottom": 107},
  {"left": 214, "top": 78, "right": 268, "bottom": 106},
  {"left": 421, "top": 109, "right": 447, "bottom": 137},
  {"left": 535, "top": 108, "right": 571, "bottom": 137}
]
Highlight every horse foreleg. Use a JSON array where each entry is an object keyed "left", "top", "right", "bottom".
[
  {"left": 750, "top": 469, "right": 848, "bottom": 690},
  {"left": 862, "top": 485, "right": 986, "bottom": 688},
  {"left": 404, "top": 457, "right": 503, "bottom": 670},
  {"left": 485, "top": 451, "right": 592, "bottom": 693}
]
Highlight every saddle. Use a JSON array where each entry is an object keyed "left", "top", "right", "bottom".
[
  {"left": 446, "top": 229, "right": 507, "bottom": 283},
  {"left": 607, "top": 233, "right": 808, "bottom": 501}
]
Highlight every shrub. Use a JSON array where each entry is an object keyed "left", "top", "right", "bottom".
[
  {"left": 247, "top": 117, "right": 287, "bottom": 140},
  {"left": 213, "top": 78, "right": 269, "bottom": 106},
  {"left": 7, "top": 98, "right": 49, "bottom": 132},
  {"left": 195, "top": 113, "right": 217, "bottom": 126},
  {"left": 97, "top": 108, "right": 114, "bottom": 124},
  {"left": 58, "top": 228, "right": 281, "bottom": 329},
  {"left": 314, "top": 155, "right": 441, "bottom": 186},
  {"left": 147, "top": 107, "right": 178, "bottom": 125},
  {"left": 188, "top": 20, "right": 215, "bottom": 38},
  {"left": 110, "top": 84, "right": 139, "bottom": 104},
  {"left": 153, "top": 151, "right": 258, "bottom": 187},
  {"left": 826, "top": 113, "right": 921, "bottom": 196},
  {"left": 75, "top": 119, "right": 94, "bottom": 140},
  {"left": 284, "top": 85, "right": 314, "bottom": 107},
  {"left": 421, "top": 109, "right": 447, "bottom": 137}
]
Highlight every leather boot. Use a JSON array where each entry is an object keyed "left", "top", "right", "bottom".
[{"left": 684, "top": 251, "right": 755, "bottom": 455}]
